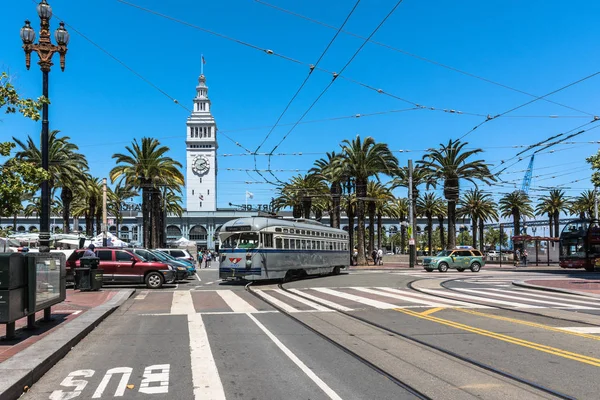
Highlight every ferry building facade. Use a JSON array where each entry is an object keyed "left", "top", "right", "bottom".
[{"left": 7, "top": 71, "right": 427, "bottom": 250}]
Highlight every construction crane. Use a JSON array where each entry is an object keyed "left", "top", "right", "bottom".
[{"left": 520, "top": 155, "right": 535, "bottom": 194}]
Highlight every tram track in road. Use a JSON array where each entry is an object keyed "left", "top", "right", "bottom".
[
  {"left": 264, "top": 281, "right": 575, "bottom": 400},
  {"left": 245, "top": 282, "right": 433, "bottom": 400},
  {"left": 408, "top": 277, "right": 600, "bottom": 327}
]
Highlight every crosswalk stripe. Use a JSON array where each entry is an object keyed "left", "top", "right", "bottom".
[
  {"left": 254, "top": 290, "right": 301, "bottom": 313},
  {"left": 419, "top": 288, "right": 543, "bottom": 308},
  {"left": 514, "top": 287, "right": 600, "bottom": 300},
  {"left": 288, "top": 289, "right": 353, "bottom": 312},
  {"left": 171, "top": 291, "right": 195, "bottom": 314},
  {"left": 352, "top": 287, "right": 450, "bottom": 307},
  {"left": 375, "top": 287, "right": 490, "bottom": 308},
  {"left": 488, "top": 288, "right": 600, "bottom": 306},
  {"left": 311, "top": 288, "right": 399, "bottom": 309},
  {"left": 273, "top": 289, "right": 332, "bottom": 311},
  {"left": 216, "top": 290, "right": 258, "bottom": 313},
  {"left": 455, "top": 288, "right": 598, "bottom": 309}
]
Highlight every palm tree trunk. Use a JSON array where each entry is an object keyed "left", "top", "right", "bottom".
[
  {"left": 377, "top": 213, "right": 383, "bottom": 250},
  {"left": 472, "top": 215, "right": 478, "bottom": 249},
  {"left": 315, "top": 209, "right": 323, "bottom": 222},
  {"left": 548, "top": 213, "right": 553, "bottom": 238},
  {"left": 553, "top": 211, "right": 560, "bottom": 238},
  {"left": 400, "top": 223, "right": 406, "bottom": 254},
  {"left": 368, "top": 201, "right": 375, "bottom": 254},
  {"left": 513, "top": 211, "right": 521, "bottom": 241},
  {"left": 438, "top": 215, "right": 445, "bottom": 250},
  {"left": 61, "top": 187, "right": 73, "bottom": 233},
  {"left": 96, "top": 209, "right": 102, "bottom": 237},
  {"left": 348, "top": 203, "right": 355, "bottom": 258},
  {"left": 85, "top": 211, "right": 92, "bottom": 236},
  {"left": 332, "top": 183, "right": 341, "bottom": 228},
  {"left": 151, "top": 189, "right": 160, "bottom": 249},
  {"left": 13, "top": 214, "right": 17, "bottom": 232},
  {"left": 427, "top": 216, "right": 433, "bottom": 256},
  {"left": 292, "top": 205, "right": 302, "bottom": 219},
  {"left": 142, "top": 186, "right": 151, "bottom": 248},
  {"left": 356, "top": 179, "right": 367, "bottom": 265},
  {"left": 89, "top": 200, "right": 96, "bottom": 235},
  {"left": 302, "top": 197, "right": 311, "bottom": 219},
  {"left": 478, "top": 219, "right": 484, "bottom": 252},
  {"left": 447, "top": 200, "right": 456, "bottom": 249}
]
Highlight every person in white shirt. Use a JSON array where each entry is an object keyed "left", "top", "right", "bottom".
[{"left": 377, "top": 248, "right": 383, "bottom": 265}]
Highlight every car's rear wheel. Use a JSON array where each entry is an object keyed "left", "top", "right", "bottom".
[
  {"left": 146, "top": 272, "right": 164, "bottom": 289},
  {"left": 438, "top": 262, "right": 448, "bottom": 272},
  {"left": 470, "top": 262, "right": 481, "bottom": 273}
]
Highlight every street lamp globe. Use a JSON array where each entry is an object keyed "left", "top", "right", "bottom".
[
  {"left": 36, "top": 0, "right": 52, "bottom": 19},
  {"left": 20, "top": 20, "right": 36, "bottom": 44},
  {"left": 54, "top": 22, "right": 70, "bottom": 45}
]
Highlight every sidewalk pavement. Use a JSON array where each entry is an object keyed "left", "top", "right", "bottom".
[
  {"left": 514, "top": 278, "right": 600, "bottom": 299},
  {"left": 0, "top": 288, "right": 134, "bottom": 400}
]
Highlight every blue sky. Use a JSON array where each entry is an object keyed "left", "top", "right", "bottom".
[{"left": 2, "top": 0, "right": 600, "bottom": 220}]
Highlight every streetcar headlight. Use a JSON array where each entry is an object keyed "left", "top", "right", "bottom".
[{"left": 245, "top": 259, "right": 252, "bottom": 269}]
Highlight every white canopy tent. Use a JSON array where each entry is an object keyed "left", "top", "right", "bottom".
[
  {"left": 173, "top": 236, "right": 194, "bottom": 247},
  {"left": 90, "top": 232, "right": 127, "bottom": 248}
]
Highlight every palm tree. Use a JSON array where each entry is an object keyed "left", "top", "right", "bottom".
[
  {"left": 110, "top": 138, "right": 184, "bottom": 248},
  {"left": 108, "top": 184, "right": 138, "bottom": 235},
  {"left": 418, "top": 139, "right": 496, "bottom": 249},
  {"left": 536, "top": 189, "right": 570, "bottom": 238},
  {"left": 390, "top": 198, "right": 409, "bottom": 253},
  {"left": 272, "top": 174, "right": 328, "bottom": 219},
  {"left": 310, "top": 152, "right": 347, "bottom": 228},
  {"left": 457, "top": 189, "right": 498, "bottom": 250},
  {"left": 13, "top": 130, "right": 88, "bottom": 233},
  {"left": 342, "top": 192, "right": 358, "bottom": 257},
  {"left": 367, "top": 181, "right": 394, "bottom": 253},
  {"left": 435, "top": 198, "right": 447, "bottom": 250},
  {"left": 340, "top": 135, "right": 398, "bottom": 265},
  {"left": 499, "top": 191, "right": 534, "bottom": 237},
  {"left": 570, "top": 190, "right": 596, "bottom": 220},
  {"left": 417, "top": 192, "right": 444, "bottom": 255},
  {"left": 391, "top": 165, "right": 432, "bottom": 242}
]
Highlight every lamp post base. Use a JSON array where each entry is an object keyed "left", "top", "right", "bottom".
[{"left": 38, "top": 231, "right": 51, "bottom": 253}]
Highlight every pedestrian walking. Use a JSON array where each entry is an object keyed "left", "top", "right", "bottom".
[
  {"left": 377, "top": 248, "right": 383, "bottom": 266},
  {"left": 83, "top": 244, "right": 95, "bottom": 257},
  {"left": 522, "top": 249, "right": 528, "bottom": 266},
  {"left": 514, "top": 248, "right": 521, "bottom": 267},
  {"left": 352, "top": 248, "right": 358, "bottom": 266},
  {"left": 371, "top": 249, "right": 378, "bottom": 266}
]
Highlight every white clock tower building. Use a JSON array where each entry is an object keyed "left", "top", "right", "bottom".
[{"left": 186, "top": 73, "right": 218, "bottom": 211}]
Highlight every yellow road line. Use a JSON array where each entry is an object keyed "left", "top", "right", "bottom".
[
  {"left": 454, "top": 308, "right": 600, "bottom": 341},
  {"left": 395, "top": 308, "right": 600, "bottom": 367},
  {"left": 419, "top": 307, "right": 445, "bottom": 316}
]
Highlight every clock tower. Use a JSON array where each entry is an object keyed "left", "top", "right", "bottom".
[{"left": 186, "top": 73, "right": 217, "bottom": 211}]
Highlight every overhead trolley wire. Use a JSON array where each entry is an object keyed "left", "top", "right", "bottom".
[
  {"left": 264, "top": 0, "right": 406, "bottom": 183},
  {"left": 252, "top": 0, "right": 363, "bottom": 185},
  {"left": 254, "top": 0, "right": 594, "bottom": 117}
]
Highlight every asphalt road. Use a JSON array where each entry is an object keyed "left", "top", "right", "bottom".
[{"left": 22, "top": 266, "right": 600, "bottom": 399}]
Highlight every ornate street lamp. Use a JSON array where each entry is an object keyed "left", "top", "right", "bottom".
[{"left": 20, "top": 0, "right": 69, "bottom": 252}]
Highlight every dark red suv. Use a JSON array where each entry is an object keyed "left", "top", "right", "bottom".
[{"left": 66, "top": 248, "right": 174, "bottom": 289}]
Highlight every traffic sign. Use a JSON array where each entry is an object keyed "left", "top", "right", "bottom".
[{"left": 409, "top": 238, "right": 415, "bottom": 245}]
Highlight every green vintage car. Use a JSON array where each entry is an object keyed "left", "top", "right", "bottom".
[{"left": 422, "top": 246, "right": 485, "bottom": 272}]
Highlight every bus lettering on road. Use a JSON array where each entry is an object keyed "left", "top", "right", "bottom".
[{"left": 48, "top": 364, "right": 170, "bottom": 399}]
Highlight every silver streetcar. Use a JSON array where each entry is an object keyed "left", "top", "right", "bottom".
[{"left": 218, "top": 216, "right": 349, "bottom": 281}]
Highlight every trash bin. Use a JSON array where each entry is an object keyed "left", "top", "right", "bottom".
[
  {"left": 90, "top": 269, "right": 104, "bottom": 291},
  {"left": 80, "top": 256, "right": 100, "bottom": 270},
  {"left": 74, "top": 268, "right": 91, "bottom": 290}
]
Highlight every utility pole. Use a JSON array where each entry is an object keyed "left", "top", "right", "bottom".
[
  {"left": 102, "top": 178, "right": 107, "bottom": 247},
  {"left": 408, "top": 160, "right": 415, "bottom": 268},
  {"left": 595, "top": 188, "right": 598, "bottom": 220}
]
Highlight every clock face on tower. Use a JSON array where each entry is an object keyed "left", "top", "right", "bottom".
[{"left": 192, "top": 155, "right": 210, "bottom": 175}]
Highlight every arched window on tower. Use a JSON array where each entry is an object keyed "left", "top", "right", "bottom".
[
  {"left": 208, "top": 127, "right": 211, "bottom": 138},
  {"left": 190, "top": 127, "right": 193, "bottom": 138}
]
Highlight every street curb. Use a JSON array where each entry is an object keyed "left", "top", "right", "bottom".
[
  {"left": 512, "top": 280, "right": 600, "bottom": 299},
  {"left": 0, "top": 289, "right": 135, "bottom": 400}
]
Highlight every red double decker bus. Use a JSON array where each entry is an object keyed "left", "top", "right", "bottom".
[{"left": 559, "top": 219, "right": 600, "bottom": 271}]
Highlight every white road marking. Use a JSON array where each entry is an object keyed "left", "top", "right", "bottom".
[
  {"left": 254, "top": 290, "right": 300, "bottom": 313},
  {"left": 195, "top": 273, "right": 201, "bottom": 282},
  {"left": 558, "top": 327, "right": 600, "bottom": 334},
  {"left": 246, "top": 313, "right": 343, "bottom": 400},
  {"left": 54, "top": 310, "right": 83, "bottom": 315},
  {"left": 141, "top": 311, "right": 278, "bottom": 316},
  {"left": 217, "top": 290, "right": 258, "bottom": 313},
  {"left": 135, "top": 290, "right": 149, "bottom": 300},
  {"left": 204, "top": 281, "right": 216, "bottom": 285},
  {"left": 288, "top": 289, "right": 353, "bottom": 312},
  {"left": 139, "top": 364, "right": 170, "bottom": 394},
  {"left": 312, "top": 287, "right": 399, "bottom": 309},
  {"left": 171, "top": 291, "right": 195, "bottom": 314},
  {"left": 92, "top": 367, "right": 132, "bottom": 398},
  {"left": 514, "top": 287, "right": 600, "bottom": 300},
  {"left": 455, "top": 288, "right": 598, "bottom": 309},
  {"left": 273, "top": 289, "right": 332, "bottom": 311},
  {"left": 189, "top": 313, "right": 226, "bottom": 399},
  {"left": 488, "top": 288, "right": 600, "bottom": 306},
  {"left": 376, "top": 287, "right": 491, "bottom": 308},
  {"left": 353, "top": 287, "right": 450, "bottom": 307},
  {"left": 419, "top": 288, "right": 542, "bottom": 308}
]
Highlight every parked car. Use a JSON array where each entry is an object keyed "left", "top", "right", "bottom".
[
  {"left": 487, "top": 250, "right": 500, "bottom": 259},
  {"left": 422, "top": 246, "right": 485, "bottom": 272},
  {"left": 155, "top": 248, "right": 196, "bottom": 266},
  {"left": 124, "top": 248, "right": 189, "bottom": 281},
  {"left": 154, "top": 250, "right": 196, "bottom": 276},
  {"left": 66, "top": 247, "right": 174, "bottom": 288}
]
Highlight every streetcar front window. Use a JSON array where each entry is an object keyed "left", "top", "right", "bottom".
[{"left": 221, "top": 232, "right": 259, "bottom": 249}]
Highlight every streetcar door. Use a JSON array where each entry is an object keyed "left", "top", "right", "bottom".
[{"left": 261, "top": 233, "right": 273, "bottom": 269}]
